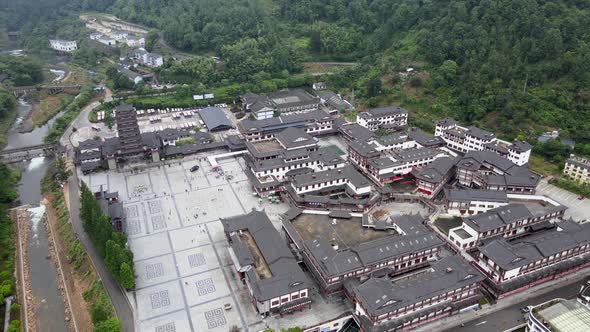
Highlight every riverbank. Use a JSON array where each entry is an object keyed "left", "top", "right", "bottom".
[
  {"left": 0, "top": 98, "right": 18, "bottom": 149},
  {"left": 42, "top": 165, "right": 121, "bottom": 331}
]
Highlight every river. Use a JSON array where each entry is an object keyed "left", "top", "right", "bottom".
[{"left": 4, "top": 99, "right": 69, "bottom": 331}]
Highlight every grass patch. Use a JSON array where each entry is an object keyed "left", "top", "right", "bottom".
[
  {"left": 433, "top": 217, "right": 462, "bottom": 236},
  {"left": 529, "top": 154, "right": 561, "bottom": 176},
  {"left": 341, "top": 109, "right": 357, "bottom": 122},
  {"left": 479, "top": 297, "right": 489, "bottom": 306},
  {"left": 31, "top": 94, "right": 71, "bottom": 127}
]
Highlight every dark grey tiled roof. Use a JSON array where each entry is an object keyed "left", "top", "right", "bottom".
[
  {"left": 239, "top": 110, "right": 331, "bottom": 132},
  {"left": 199, "top": 106, "right": 233, "bottom": 131},
  {"left": 408, "top": 128, "right": 444, "bottom": 147},
  {"left": 352, "top": 255, "right": 484, "bottom": 316},
  {"left": 359, "top": 106, "right": 408, "bottom": 119},
  {"left": 220, "top": 210, "right": 310, "bottom": 301},
  {"left": 306, "top": 231, "right": 442, "bottom": 276},
  {"left": 275, "top": 127, "right": 315, "bottom": 149},
  {"left": 566, "top": 157, "right": 590, "bottom": 171},
  {"left": 339, "top": 123, "right": 376, "bottom": 141},
  {"left": 249, "top": 146, "right": 343, "bottom": 172},
  {"left": 390, "top": 214, "right": 429, "bottom": 235},
  {"left": 268, "top": 88, "right": 320, "bottom": 108},
  {"left": 463, "top": 204, "right": 533, "bottom": 233},
  {"left": 457, "top": 151, "right": 540, "bottom": 187},
  {"left": 466, "top": 126, "right": 495, "bottom": 141},
  {"left": 317, "top": 90, "right": 353, "bottom": 110},
  {"left": 445, "top": 189, "right": 508, "bottom": 203},
  {"left": 348, "top": 139, "right": 380, "bottom": 158},
  {"left": 411, "top": 156, "right": 458, "bottom": 183},
  {"left": 510, "top": 141, "right": 532, "bottom": 152},
  {"left": 480, "top": 220, "right": 590, "bottom": 270},
  {"left": 78, "top": 139, "right": 103, "bottom": 150},
  {"left": 437, "top": 118, "right": 457, "bottom": 127},
  {"left": 291, "top": 165, "right": 371, "bottom": 189}
]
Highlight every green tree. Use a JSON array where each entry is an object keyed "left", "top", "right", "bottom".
[
  {"left": 145, "top": 30, "right": 159, "bottom": 52},
  {"left": 94, "top": 318, "right": 122, "bottom": 332},
  {"left": 119, "top": 262, "right": 135, "bottom": 289},
  {"left": 91, "top": 292, "right": 113, "bottom": 324}
]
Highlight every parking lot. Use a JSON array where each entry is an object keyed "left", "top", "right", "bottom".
[
  {"left": 78, "top": 151, "right": 350, "bottom": 332},
  {"left": 536, "top": 179, "right": 590, "bottom": 222}
]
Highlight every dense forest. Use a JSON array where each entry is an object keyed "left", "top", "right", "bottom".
[{"left": 2, "top": 0, "right": 590, "bottom": 144}]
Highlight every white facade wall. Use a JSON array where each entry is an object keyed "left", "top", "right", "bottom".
[
  {"left": 253, "top": 160, "right": 346, "bottom": 181},
  {"left": 49, "top": 40, "right": 78, "bottom": 52},
  {"left": 509, "top": 148, "right": 531, "bottom": 166},
  {"left": 447, "top": 200, "right": 509, "bottom": 216}
]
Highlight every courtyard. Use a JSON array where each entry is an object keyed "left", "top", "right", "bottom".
[{"left": 78, "top": 152, "right": 349, "bottom": 332}]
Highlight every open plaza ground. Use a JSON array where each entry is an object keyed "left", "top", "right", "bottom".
[
  {"left": 78, "top": 151, "right": 350, "bottom": 332},
  {"left": 536, "top": 179, "right": 590, "bottom": 222}
]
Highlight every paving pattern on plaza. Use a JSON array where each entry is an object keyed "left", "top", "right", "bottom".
[{"left": 79, "top": 154, "right": 295, "bottom": 332}]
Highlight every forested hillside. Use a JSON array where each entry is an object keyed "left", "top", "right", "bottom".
[{"left": 2, "top": 0, "right": 589, "bottom": 144}]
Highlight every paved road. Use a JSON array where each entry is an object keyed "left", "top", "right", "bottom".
[{"left": 448, "top": 277, "right": 588, "bottom": 332}]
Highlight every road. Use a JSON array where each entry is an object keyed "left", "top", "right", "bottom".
[
  {"left": 448, "top": 277, "right": 588, "bottom": 332},
  {"left": 61, "top": 87, "right": 135, "bottom": 332}
]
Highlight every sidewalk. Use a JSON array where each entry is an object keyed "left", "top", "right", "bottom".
[{"left": 413, "top": 265, "right": 590, "bottom": 332}]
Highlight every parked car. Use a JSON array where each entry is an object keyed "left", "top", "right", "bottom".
[
  {"left": 521, "top": 306, "right": 531, "bottom": 313},
  {"left": 190, "top": 165, "right": 200, "bottom": 172},
  {"left": 578, "top": 195, "right": 584, "bottom": 200}
]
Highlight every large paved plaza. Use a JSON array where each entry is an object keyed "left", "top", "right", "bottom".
[{"left": 79, "top": 153, "right": 350, "bottom": 332}]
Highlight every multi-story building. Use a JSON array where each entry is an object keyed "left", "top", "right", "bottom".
[
  {"left": 129, "top": 48, "right": 163, "bottom": 68},
  {"left": 244, "top": 128, "right": 347, "bottom": 196},
  {"left": 345, "top": 129, "right": 450, "bottom": 187},
  {"left": 348, "top": 256, "right": 484, "bottom": 332},
  {"left": 221, "top": 210, "right": 312, "bottom": 316},
  {"left": 473, "top": 220, "right": 590, "bottom": 298},
  {"left": 444, "top": 189, "right": 509, "bottom": 216},
  {"left": 49, "top": 39, "right": 78, "bottom": 53},
  {"left": 447, "top": 202, "right": 566, "bottom": 250},
  {"left": 526, "top": 298, "right": 590, "bottom": 332},
  {"left": 455, "top": 151, "right": 540, "bottom": 194},
  {"left": 564, "top": 156, "right": 590, "bottom": 185},
  {"left": 412, "top": 156, "right": 458, "bottom": 198},
  {"left": 363, "top": 148, "right": 448, "bottom": 186},
  {"left": 290, "top": 165, "right": 372, "bottom": 196},
  {"left": 356, "top": 106, "right": 408, "bottom": 131},
  {"left": 238, "top": 110, "right": 338, "bottom": 142},
  {"left": 435, "top": 118, "right": 531, "bottom": 165},
  {"left": 125, "top": 34, "right": 145, "bottom": 47},
  {"left": 241, "top": 89, "right": 321, "bottom": 120},
  {"left": 282, "top": 209, "right": 444, "bottom": 295}
]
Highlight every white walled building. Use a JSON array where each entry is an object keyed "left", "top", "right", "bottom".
[
  {"left": 49, "top": 39, "right": 78, "bottom": 53},
  {"left": 435, "top": 118, "right": 531, "bottom": 165},
  {"left": 474, "top": 220, "right": 590, "bottom": 298},
  {"left": 356, "top": 106, "right": 408, "bottom": 131},
  {"left": 564, "top": 156, "right": 590, "bottom": 185},
  {"left": 290, "top": 165, "right": 372, "bottom": 196},
  {"left": 445, "top": 189, "right": 509, "bottom": 216},
  {"left": 447, "top": 202, "right": 566, "bottom": 250}
]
